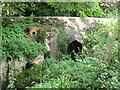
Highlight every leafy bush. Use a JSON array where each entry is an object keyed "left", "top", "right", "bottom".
[
  {"left": 2, "top": 2, "right": 118, "bottom": 19},
  {"left": 57, "top": 30, "right": 71, "bottom": 55},
  {"left": 15, "top": 63, "right": 43, "bottom": 88},
  {"left": 29, "top": 57, "right": 119, "bottom": 89},
  {"left": 7, "top": 70, "right": 16, "bottom": 89},
  {"left": 99, "top": 2, "right": 118, "bottom": 18},
  {"left": 2, "top": 2, "right": 104, "bottom": 18},
  {"left": 83, "top": 23, "right": 118, "bottom": 62},
  {"left": 2, "top": 22, "right": 47, "bottom": 60}
]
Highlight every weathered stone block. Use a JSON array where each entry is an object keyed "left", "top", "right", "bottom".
[{"left": 32, "top": 54, "right": 44, "bottom": 64}]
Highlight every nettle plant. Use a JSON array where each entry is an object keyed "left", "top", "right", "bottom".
[
  {"left": 29, "top": 57, "right": 119, "bottom": 88},
  {"left": 2, "top": 22, "right": 47, "bottom": 61}
]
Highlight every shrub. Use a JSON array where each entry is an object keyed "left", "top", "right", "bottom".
[
  {"left": 83, "top": 23, "right": 118, "bottom": 62},
  {"left": 15, "top": 63, "right": 43, "bottom": 88},
  {"left": 2, "top": 2, "right": 104, "bottom": 18},
  {"left": 57, "top": 30, "right": 71, "bottom": 55},
  {"left": 29, "top": 56, "right": 119, "bottom": 88},
  {"left": 2, "top": 22, "right": 47, "bottom": 61}
]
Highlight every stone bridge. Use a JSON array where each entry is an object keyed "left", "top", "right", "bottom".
[
  {"left": 1, "top": 17, "right": 117, "bottom": 85},
  {"left": 41, "top": 17, "right": 117, "bottom": 58}
]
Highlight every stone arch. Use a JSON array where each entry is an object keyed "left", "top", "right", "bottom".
[{"left": 68, "top": 40, "right": 82, "bottom": 61}]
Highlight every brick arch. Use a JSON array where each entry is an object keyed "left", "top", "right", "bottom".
[{"left": 29, "top": 27, "right": 41, "bottom": 35}]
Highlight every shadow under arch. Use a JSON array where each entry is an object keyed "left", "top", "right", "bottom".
[{"left": 68, "top": 40, "right": 82, "bottom": 61}]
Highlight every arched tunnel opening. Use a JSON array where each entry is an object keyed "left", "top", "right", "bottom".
[
  {"left": 32, "top": 32, "right": 36, "bottom": 35},
  {"left": 68, "top": 40, "right": 82, "bottom": 61}
]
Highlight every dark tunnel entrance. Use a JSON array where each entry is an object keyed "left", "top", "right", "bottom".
[
  {"left": 32, "top": 32, "right": 36, "bottom": 35},
  {"left": 68, "top": 40, "right": 82, "bottom": 61},
  {"left": 7, "top": 57, "right": 12, "bottom": 62}
]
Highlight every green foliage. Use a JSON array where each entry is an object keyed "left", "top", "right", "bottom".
[
  {"left": 36, "top": 30, "right": 46, "bottom": 44},
  {"left": 2, "top": 2, "right": 118, "bottom": 18},
  {"left": 57, "top": 30, "right": 71, "bottom": 55},
  {"left": 29, "top": 56, "right": 119, "bottom": 88},
  {"left": 15, "top": 63, "right": 43, "bottom": 88},
  {"left": 27, "top": 75, "right": 71, "bottom": 88},
  {"left": 83, "top": 23, "right": 118, "bottom": 62},
  {"left": 2, "top": 2, "right": 104, "bottom": 18},
  {"left": 99, "top": 2, "right": 118, "bottom": 18},
  {"left": 103, "top": 6, "right": 118, "bottom": 18},
  {"left": 2, "top": 22, "right": 47, "bottom": 61},
  {"left": 82, "top": 23, "right": 119, "bottom": 88},
  {"left": 7, "top": 70, "right": 16, "bottom": 89}
]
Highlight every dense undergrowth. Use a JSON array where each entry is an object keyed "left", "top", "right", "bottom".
[
  {"left": 27, "top": 57, "right": 119, "bottom": 88},
  {"left": 24, "top": 23, "right": 119, "bottom": 89},
  {"left": 2, "top": 20, "right": 47, "bottom": 61},
  {"left": 2, "top": 2, "right": 118, "bottom": 18}
]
